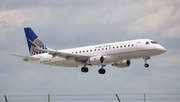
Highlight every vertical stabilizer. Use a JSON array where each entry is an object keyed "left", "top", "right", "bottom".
[{"left": 24, "top": 27, "right": 47, "bottom": 56}]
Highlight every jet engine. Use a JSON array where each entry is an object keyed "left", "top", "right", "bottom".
[
  {"left": 88, "top": 56, "right": 105, "bottom": 65},
  {"left": 112, "top": 60, "right": 131, "bottom": 68}
]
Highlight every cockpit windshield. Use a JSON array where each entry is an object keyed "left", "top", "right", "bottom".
[
  {"left": 150, "top": 41, "right": 157, "bottom": 44},
  {"left": 146, "top": 41, "right": 150, "bottom": 45},
  {"left": 146, "top": 41, "right": 158, "bottom": 45}
]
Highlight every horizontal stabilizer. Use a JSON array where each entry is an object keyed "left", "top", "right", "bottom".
[{"left": 10, "top": 54, "right": 40, "bottom": 60}]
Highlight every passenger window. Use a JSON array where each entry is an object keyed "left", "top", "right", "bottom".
[
  {"left": 113, "top": 47, "right": 115, "bottom": 49},
  {"left": 124, "top": 45, "right": 126, "bottom": 47},
  {"left": 117, "top": 46, "right": 118, "bottom": 48},
  {"left": 132, "top": 44, "right": 134, "bottom": 46},
  {"left": 128, "top": 45, "right": 130, "bottom": 47}
]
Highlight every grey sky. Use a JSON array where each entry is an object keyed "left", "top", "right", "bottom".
[{"left": 0, "top": 0, "right": 180, "bottom": 102}]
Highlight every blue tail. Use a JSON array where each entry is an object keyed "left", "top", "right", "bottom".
[{"left": 24, "top": 27, "right": 47, "bottom": 56}]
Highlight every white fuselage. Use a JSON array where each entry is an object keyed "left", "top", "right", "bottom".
[{"left": 30, "top": 39, "right": 166, "bottom": 67}]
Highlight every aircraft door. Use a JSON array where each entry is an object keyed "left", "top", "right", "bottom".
[{"left": 136, "top": 42, "right": 141, "bottom": 50}]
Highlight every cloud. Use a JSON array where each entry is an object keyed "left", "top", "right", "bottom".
[
  {"left": 162, "top": 24, "right": 180, "bottom": 39},
  {"left": 0, "top": 0, "right": 180, "bottom": 100},
  {"left": 157, "top": 54, "right": 180, "bottom": 68},
  {"left": 125, "top": 4, "right": 179, "bottom": 37}
]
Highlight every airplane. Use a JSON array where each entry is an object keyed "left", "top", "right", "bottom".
[{"left": 11, "top": 27, "right": 166, "bottom": 74}]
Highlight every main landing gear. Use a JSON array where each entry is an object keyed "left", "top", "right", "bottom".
[
  {"left": 81, "top": 66, "right": 88, "bottom": 73},
  {"left": 144, "top": 57, "right": 150, "bottom": 68},
  {"left": 81, "top": 65, "right": 106, "bottom": 74},
  {"left": 98, "top": 65, "right": 106, "bottom": 74}
]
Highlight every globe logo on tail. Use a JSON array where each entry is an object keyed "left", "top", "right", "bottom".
[{"left": 30, "top": 38, "right": 47, "bottom": 55}]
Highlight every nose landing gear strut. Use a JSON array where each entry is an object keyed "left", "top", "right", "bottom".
[{"left": 144, "top": 57, "right": 150, "bottom": 68}]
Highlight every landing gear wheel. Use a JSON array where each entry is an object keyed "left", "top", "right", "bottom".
[
  {"left": 81, "top": 67, "right": 89, "bottom": 73},
  {"left": 98, "top": 69, "right": 106, "bottom": 74},
  {"left": 144, "top": 64, "right": 149, "bottom": 68},
  {"left": 144, "top": 57, "right": 150, "bottom": 68},
  {"left": 85, "top": 67, "right": 88, "bottom": 72}
]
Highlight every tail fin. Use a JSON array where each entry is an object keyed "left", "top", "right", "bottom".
[{"left": 24, "top": 27, "right": 47, "bottom": 56}]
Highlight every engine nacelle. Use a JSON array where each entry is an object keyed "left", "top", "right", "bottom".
[
  {"left": 88, "top": 56, "right": 105, "bottom": 65},
  {"left": 112, "top": 60, "right": 131, "bottom": 68}
]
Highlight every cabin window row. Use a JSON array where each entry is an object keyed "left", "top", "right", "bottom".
[{"left": 72, "top": 44, "right": 134, "bottom": 54}]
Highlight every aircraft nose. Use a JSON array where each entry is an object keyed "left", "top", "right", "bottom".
[{"left": 156, "top": 45, "right": 166, "bottom": 54}]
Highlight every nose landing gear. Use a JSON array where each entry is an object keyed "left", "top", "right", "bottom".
[
  {"left": 144, "top": 57, "right": 150, "bottom": 68},
  {"left": 144, "top": 63, "right": 149, "bottom": 68}
]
